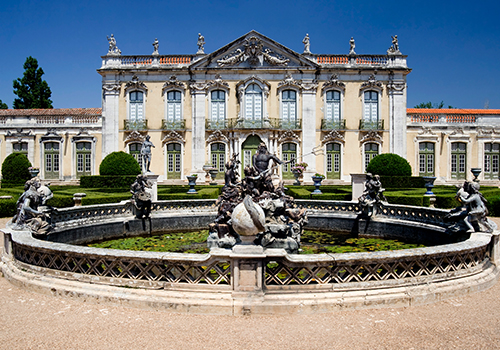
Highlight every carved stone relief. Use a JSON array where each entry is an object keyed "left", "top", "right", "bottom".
[{"left": 217, "top": 36, "right": 289, "bottom": 67}]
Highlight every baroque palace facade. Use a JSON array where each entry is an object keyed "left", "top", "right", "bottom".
[{"left": 0, "top": 31, "right": 499, "bottom": 185}]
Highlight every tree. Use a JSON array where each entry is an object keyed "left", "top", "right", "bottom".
[
  {"left": 414, "top": 101, "right": 454, "bottom": 109},
  {"left": 366, "top": 153, "right": 412, "bottom": 176},
  {"left": 99, "top": 151, "right": 141, "bottom": 175},
  {"left": 0, "top": 100, "right": 7, "bottom": 109},
  {"left": 1, "top": 153, "right": 32, "bottom": 186},
  {"left": 13, "top": 56, "right": 53, "bottom": 109}
]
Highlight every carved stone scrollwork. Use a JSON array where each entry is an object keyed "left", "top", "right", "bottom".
[
  {"left": 161, "top": 130, "right": 185, "bottom": 146},
  {"left": 102, "top": 83, "right": 121, "bottom": 95},
  {"left": 124, "top": 75, "right": 148, "bottom": 95},
  {"left": 321, "top": 129, "right": 345, "bottom": 145},
  {"left": 387, "top": 81, "right": 405, "bottom": 94},
  {"left": 278, "top": 74, "right": 301, "bottom": 90},
  {"left": 124, "top": 131, "right": 145, "bottom": 146},
  {"left": 189, "top": 82, "right": 208, "bottom": 94},
  {"left": 360, "top": 74, "right": 383, "bottom": 91},
  {"left": 217, "top": 36, "right": 289, "bottom": 67},
  {"left": 360, "top": 130, "right": 383, "bottom": 144},
  {"left": 262, "top": 49, "right": 289, "bottom": 66},
  {"left": 206, "top": 130, "right": 229, "bottom": 145},
  {"left": 236, "top": 76, "right": 271, "bottom": 101},
  {"left": 6, "top": 129, "right": 32, "bottom": 139},
  {"left": 163, "top": 75, "right": 186, "bottom": 92},
  {"left": 206, "top": 74, "right": 230, "bottom": 91},
  {"left": 217, "top": 49, "right": 245, "bottom": 67},
  {"left": 278, "top": 130, "right": 300, "bottom": 144},
  {"left": 322, "top": 74, "right": 346, "bottom": 93}
]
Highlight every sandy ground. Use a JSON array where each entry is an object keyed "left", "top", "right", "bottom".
[{"left": 1, "top": 217, "right": 500, "bottom": 349}]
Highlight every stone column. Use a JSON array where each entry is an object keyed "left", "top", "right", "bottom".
[
  {"left": 102, "top": 82, "right": 121, "bottom": 158},
  {"left": 190, "top": 85, "right": 207, "bottom": 179},
  {"left": 387, "top": 79, "right": 407, "bottom": 158},
  {"left": 301, "top": 83, "right": 318, "bottom": 182}
]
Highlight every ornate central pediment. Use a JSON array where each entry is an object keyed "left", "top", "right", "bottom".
[{"left": 190, "top": 31, "right": 318, "bottom": 70}]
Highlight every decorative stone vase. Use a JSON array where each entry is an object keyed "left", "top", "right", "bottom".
[
  {"left": 471, "top": 168, "right": 482, "bottom": 182},
  {"left": 29, "top": 169, "right": 40, "bottom": 178},
  {"left": 209, "top": 169, "right": 219, "bottom": 185},
  {"left": 311, "top": 176, "right": 324, "bottom": 194},
  {"left": 292, "top": 169, "right": 302, "bottom": 186},
  {"left": 202, "top": 164, "right": 214, "bottom": 183},
  {"left": 422, "top": 176, "right": 437, "bottom": 195},
  {"left": 186, "top": 175, "right": 198, "bottom": 194}
]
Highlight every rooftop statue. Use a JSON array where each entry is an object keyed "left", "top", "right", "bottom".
[
  {"left": 152, "top": 38, "right": 159, "bottom": 55},
  {"left": 106, "top": 34, "right": 121, "bottom": 55},
  {"left": 140, "top": 135, "right": 155, "bottom": 173},
  {"left": 302, "top": 33, "right": 310, "bottom": 54},
  {"left": 387, "top": 35, "right": 401, "bottom": 54},
  {"left": 349, "top": 37, "right": 356, "bottom": 55},
  {"left": 197, "top": 33, "right": 205, "bottom": 54}
]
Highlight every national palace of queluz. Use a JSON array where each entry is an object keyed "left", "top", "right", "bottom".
[{"left": 1, "top": 30, "right": 499, "bottom": 185}]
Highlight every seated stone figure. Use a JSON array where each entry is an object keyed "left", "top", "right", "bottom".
[
  {"left": 130, "top": 174, "right": 152, "bottom": 219},
  {"left": 12, "top": 178, "right": 52, "bottom": 235}
]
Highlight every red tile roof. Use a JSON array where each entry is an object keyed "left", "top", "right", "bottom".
[
  {"left": 407, "top": 108, "right": 500, "bottom": 115},
  {"left": 0, "top": 108, "right": 101, "bottom": 116}
]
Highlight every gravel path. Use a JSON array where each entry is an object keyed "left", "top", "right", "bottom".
[{"left": 1, "top": 217, "right": 500, "bottom": 349}]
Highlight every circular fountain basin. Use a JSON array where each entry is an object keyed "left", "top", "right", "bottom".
[{"left": 1, "top": 199, "right": 499, "bottom": 315}]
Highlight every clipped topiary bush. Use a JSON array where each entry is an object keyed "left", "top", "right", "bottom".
[
  {"left": 1, "top": 153, "right": 32, "bottom": 187},
  {"left": 99, "top": 151, "right": 141, "bottom": 176},
  {"left": 366, "top": 153, "right": 412, "bottom": 176}
]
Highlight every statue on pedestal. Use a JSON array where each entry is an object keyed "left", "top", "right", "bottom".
[
  {"left": 197, "top": 33, "right": 205, "bottom": 54},
  {"left": 302, "top": 34, "right": 311, "bottom": 54},
  {"left": 349, "top": 37, "right": 356, "bottom": 55},
  {"left": 140, "top": 135, "right": 155, "bottom": 173},
  {"left": 107, "top": 34, "right": 121, "bottom": 55},
  {"left": 130, "top": 174, "right": 152, "bottom": 219},
  {"left": 152, "top": 38, "right": 159, "bottom": 55}
]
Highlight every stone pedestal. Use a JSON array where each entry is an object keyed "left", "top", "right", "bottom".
[
  {"left": 231, "top": 245, "right": 265, "bottom": 292},
  {"left": 145, "top": 173, "right": 159, "bottom": 201},
  {"left": 351, "top": 173, "right": 367, "bottom": 201}
]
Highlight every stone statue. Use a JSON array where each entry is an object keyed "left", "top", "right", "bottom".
[
  {"left": 207, "top": 141, "right": 307, "bottom": 253},
  {"left": 224, "top": 153, "right": 240, "bottom": 187},
  {"left": 140, "top": 135, "right": 155, "bottom": 173},
  {"left": 358, "top": 173, "right": 386, "bottom": 217},
  {"left": 349, "top": 37, "right": 356, "bottom": 55},
  {"left": 130, "top": 174, "right": 152, "bottom": 219},
  {"left": 387, "top": 35, "right": 401, "bottom": 54},
  {"left": 302, "top": 34, "right": 310, "bottom": 54},
  {"left": 107, "top": 34, "right": 121, "bottom": 55},
  {"left": 12, "top": 178, "right": 52, "bottom": 235},
  {"left": 197, "top": 33, "right": 205, "bottom": 54},
  {"left": 152, "top": 38, "right": 159, "bottom": 55},
  {"left": 445, "top": 181, "right": 496, "bottom": 234}
]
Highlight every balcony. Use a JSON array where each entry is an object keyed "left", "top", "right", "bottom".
[
  {"left": 124, "top": 119, "right": 148, "bottom": 130},
  {"left": 359, "top": 119, "right": 384, "bottom": 130},
  {"left": 219, "top": 118, "right": 301, "bottom": 130},
  {"left": 321, "top": 119, "right": 346, "bottom": 130},
  {"left": 162, "top": 119, "right": 186, "bottom": 130}
]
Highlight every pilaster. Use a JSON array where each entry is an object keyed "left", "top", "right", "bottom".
[
  {"left": 301, "top": 83, "right": 318, "bottom": 181},
  {"left": 387, "top": 80, "right": 407, "bottom": 157},
  {"left": 190, "top": 85, "right": 207, "bottom": 178},
  {"left": 102, "top": 82, "right": 121, "bottom": 158}
]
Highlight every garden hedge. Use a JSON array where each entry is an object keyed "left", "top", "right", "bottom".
[
  {"left": 80, "top": 175, "right": 138, "bottom": 188},
  {"left": 366, "top": 153, "right": 412, "bottom": 176},
  {"left": 99, "top": 151, "right": 141, "bottom": 176},
  {"left": 1, "top": 153, "right": 32, "bottom": 187}
]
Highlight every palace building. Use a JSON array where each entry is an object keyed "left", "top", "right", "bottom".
[{"left": 1, "top": 31, "right": 499, "bottom": 185}]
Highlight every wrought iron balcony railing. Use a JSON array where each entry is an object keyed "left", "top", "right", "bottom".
[
  {"left": 359, "top": 119, "right": 384, "bottom": 130},
  {"left": 162, "top": 119, "right": 186, "bottom": 130},
  {"left": 124, "top": 119, "right": 148, "bottom": 130},
  {"left": 206, "top": 119, "right": 228, "bottom": 130},
  {"left": 223, "top": 118, "right": 301, "bottom": 130},
  {"left": 321, "top": 119, "right": 346, "bottom": 130}
]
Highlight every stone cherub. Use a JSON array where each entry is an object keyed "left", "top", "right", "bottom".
[{"left": 130, "top": 174, "right": 152, "bottom": 219}]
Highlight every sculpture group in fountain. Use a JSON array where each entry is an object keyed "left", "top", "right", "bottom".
[
  {"left": 357, "top": 173, "right": 386, "bottom": 217},
  {"left": 11, "top": 177, "right": 53, "bottom": 236},
  {"left": 130, "top": 174, "right": 152, "bottom": 219},
  {"left": 445, "top": 181, "right": 496, "bottom": 234},
  {"left": 208, "top": 142, "right": 308, "bottom": 253}
]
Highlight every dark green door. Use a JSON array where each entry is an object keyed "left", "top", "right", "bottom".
[
  {"left": 44, "top": 142, "right": 60, "bottom": 180},
  {"left": 241, "top": 135, "right": 262, "bottom": 174}
]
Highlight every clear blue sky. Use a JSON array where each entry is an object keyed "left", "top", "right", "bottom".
[{"left": 1, "top": 0, "right": 499, "bottom": 109}]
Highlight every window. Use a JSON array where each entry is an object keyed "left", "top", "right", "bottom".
[
  {"left": 364, "top": 143, "right": 379, "bottom": 171},
  {"left": 326, "top": 143, "right": 341, "bottom": 179},
  {"left": 244, "top": 84, "right": 262, "bottom": 127},
  {"left": 129, "top": 91, "right": 144, "bottom": 120},
  {"left": 484, "top": 143, "right": 499, "bottom": 180},
  {"left": 167, "top": 91, "right": 182, "bottom": 126},
  {"left": 210, "top": 90, "right": 226, "bottom": 129},
  {"left": 451, "top": 142, "right": 466, "bottom": 179},
  {"left": 76, "top": 142, "right": 92, "bottom": 178},
  {"left": 326, "top": 91, "right": 341, "bottom": 122},
  {"left": 44, "top": 142, "right": 60, "bottom": 179},
  {"left": 166, "top": 143, "right": 182, "bottom": 179},
  {"left": 419, "top": 142, "right": 435, "bottom": 176},
  {"left": 363, "top": 91, "right": 379, "bottom": 128},
  {"left": 281, "top": 143, "right": 297, "bottom": 179},
  {"left": 281, "top": 90, "right": 297, "bottom": 129},
  {"left": 13, "top": 142, "right": 28, "bottom": 156},
  {"left": 129, "top": 143, "right": 142, "bottom": 166},
  {"left": 210, "top": 143, "right": 226, "bottom": 179}
]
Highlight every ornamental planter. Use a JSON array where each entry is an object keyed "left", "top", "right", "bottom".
[
  {"left": 422, "top": 176, "right": 437, "bottom": 195},
  {"left": 292, "top": 170, "right": 302, "bottom": 186},
  {"left": 186, "top": 175, "right": 198, "bottom": 194},
  {"left": 311, "top": 176, "right": 324, "bottom": 194}
]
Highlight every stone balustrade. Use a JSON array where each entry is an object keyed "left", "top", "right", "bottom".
[
  {"left": 101, "top": 55, "right": 193, "bottom": 69},
  {"left": 409, "top": 113, "right": 477, "bottom": 124},
  {"left": 315, "top": 54, "right": 407, "bottom": 68}
]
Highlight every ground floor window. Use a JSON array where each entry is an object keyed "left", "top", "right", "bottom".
[
  {"left": 451, "top": 142, "right": 467, "bottom": 179},
  {"left": 211, "top": 143, "right": 226, "bottom": 179},
  {"left": 364, "top": 143, "right": 379, "bottom": 171},
  {"left": 44, "top": 142, "right": 60, "bottom": 179},
  {"left": 13, "top": 142, "right": 28, "bottom": 156},
  {"left": 419, "top": 142, "right": 435, "bottom": 176},
  {"left": 76, "top": 142, "right": 92, "bottom": 178},
  {"left": 281, "top": 143, "right": 296, "bottom": 179},
  {"left": 166, "top": 143, "right": 181, "bottom": 179},
  {"left": 326, "top": 143, "right": 341, "bottom": 179},
  {"left": 129, "top": 143, "right": 142, "bottom": 166},
  {"left": 484, "top": 143, "right": 499, "bottom": 180}
]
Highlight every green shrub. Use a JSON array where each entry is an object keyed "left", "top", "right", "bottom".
[
  {"left": 99, "top": 152, "right": 141, "bottom": 176},
  {"left": 80, "top": 175, "right": 137, "bottom": 188},
  {"left": 0, "top": 198, "right": 17, "bottom": 217},
  {"left": 379, "top": 176, "right": 425, "bottom": 189},
  {"left": 1, "top": 153, "right": 32, "bottom": 187},
  {"left": 367, "top": 153, "right": 412, "bottom": 176}
]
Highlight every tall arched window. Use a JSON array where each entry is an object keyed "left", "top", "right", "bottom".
[
  {"left": 363, "top": 91, "right": 379, "bottom": 128},
  {"left": 281, "top": 90, "right": 296, "bottom": 129},
  {"left": 129, "top": 91, "right": 144, "bottom": 129},
  {"left": 326, "top": 143, "right": 341, "bottom": 179},
  {"left": 326, "top": 91, "right": 341, "bottom": 121},
  {"left": 166, "top": 142, "right": 182, "bottom": 179},
  {"left": 451, "top": 142, "right": 467, "bottom": 179},
  {"left": 364, "top": 143, "right": 379, "bottom": 171},
  {"left": 210, "top": 90, "right": 226, "bottom": 129},
  {"left": 484, "top": 143, "right": 499, "bottom": 180},
  {"left": 129, "top": 143, "right": 142, "bottom": 165},
  {"left": 211, "top": 143, "right": 226, "bottom": 178},
  {"left": 244, "top": 84, "right": 262, "bottom": 127},
  {"left": 167, "top": 91, "right": 182, "bottom": 127},
  {"left": 419, "top": 142, "right": 435, "bottom": 176},
  {"left": 44, "top": 142, "right": 60, "bottom": 179},
  {"left": 281, "top": 143, "right": 297, "bottom": 179},
  {"left": 13, "top": 142, "right": 28, "bottom": 156},
  {"left": 76, "top": 142, "right": 92, "bottom": 178}
]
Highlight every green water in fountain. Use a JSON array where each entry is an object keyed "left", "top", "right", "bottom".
[{"left": 87, "top": 230, "right": 425, "bottom": 254}]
